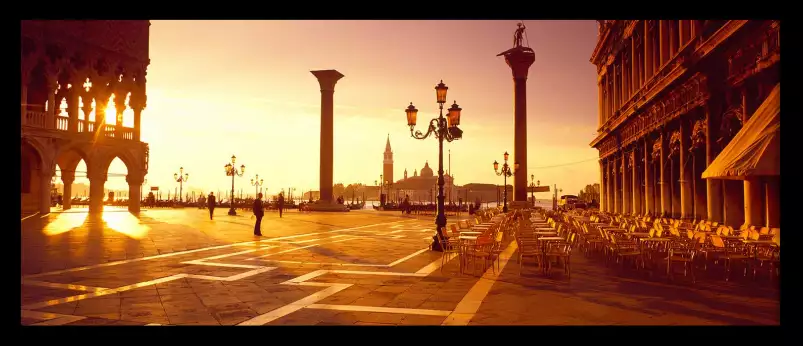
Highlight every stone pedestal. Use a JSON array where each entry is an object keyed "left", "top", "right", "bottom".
[
  {"left": 311, "top": 70, "right": 345, "bottom": 210},
  {"left": 307, "top": 200, "right": 350, "bottom": 212},
  {"left": 499, "top": 47, "right": 535, "bottom": 203},
  {"left": 509, "top": 201, "right": 529, "bottom": 210}
]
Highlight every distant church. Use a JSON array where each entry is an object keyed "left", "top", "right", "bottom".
[{"left": 383, "top": 136, "right": 454, "bottom": 203}]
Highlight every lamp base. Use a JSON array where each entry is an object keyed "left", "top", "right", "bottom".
[
  {"left": 306, "top": 201, "right": 350, "bottom": 212},
  {"left": 227, "top": 208, "right": 237, "bottom": 216}
]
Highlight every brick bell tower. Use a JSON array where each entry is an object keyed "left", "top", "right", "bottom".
[{"left": 383, "top": 134, "right": 393, "bottom": 185}]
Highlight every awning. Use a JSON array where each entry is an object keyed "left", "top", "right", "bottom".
[{"left": 702, "top": 84, "right": 780, "bottom": 180}]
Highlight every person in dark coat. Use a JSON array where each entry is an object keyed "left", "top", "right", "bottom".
[
  {"left": 277, "top": 193, "right": 285, "bottom": 218},
  {"left": 207, "top": 192, "right": 216, "bottom": 220},
  {"left": 253, "top": 193, "right": 264, "bottom": 236}
]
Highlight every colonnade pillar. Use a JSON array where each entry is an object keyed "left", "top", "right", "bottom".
[
  {"left": 127, "top": 174, "right": 143, "bottom": 213},
  {"left": 613, "top": 156, "right": 620, "bottom": 214},
  {"left": 743, "top": 178, "right": 765, "bottom": 227},
  {"left": 61, "top": 171, "right": 75, "bottom": 210},
  {"left": 679, "top": 122, "right": 694, "bottom": 219},
  {"left": 644, "top": 140, "right": 654, "bottom": 215},
  {"left": 599, "top": 160, "right": 606, "bottom": 212},
  {"left": 631, "top": 151, "right": 642, "bottom": 215},
  {"left": 659, "top": 131, "right": 671, "bottom": 217},
  {"left": 88, "top": 172, "right": 107, "bottom": 213},
  {"left": 622, "top": 154, "right": 631, "bottom": 215}
]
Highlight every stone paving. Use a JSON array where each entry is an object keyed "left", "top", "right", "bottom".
[{"left": 20, "top": 208, "right": 779, "bottom": 325}]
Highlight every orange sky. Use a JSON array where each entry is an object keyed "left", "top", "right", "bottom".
[{"left": 91, "top": 20, "right": 600, "bottom": 199}]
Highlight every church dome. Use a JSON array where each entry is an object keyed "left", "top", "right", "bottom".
[{"left": 421, "top": 161, "right": 434, "bottom": 177}]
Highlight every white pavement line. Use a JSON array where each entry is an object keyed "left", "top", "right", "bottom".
[
  {"left": 237, "top": 283, "right": 352, "bottom": 326},
  {"left": 306, "top": 304, "right": 452, "bottom": 316},
  {"left": 21, "top": 280, "right": 108, "bottom": 292},
  {"left": 21, "top": 213, "right": 40, "bottom": 222},
  {"left": 287, "top": 238, "right": 322, "bottom": 244},
  {"left": 257, "top": 220, "right": 411, "bottom": 243},
  {"left": 387, "top": 248, "right": 429, "bottom": 267},
  {"left": 22, "top": 243, "right": 251, "bottom": 279},
  {"left": 145, "top": 323, "right": 163, "bottom": 326},
  {"left": 23, "top": 220, "right": 409, "bottom": 280},
  {"left": 415, "top": 253, "right": 458, "bottom": 275},
  {"left": 442, "top": 241, "right": 518, "bottom": 326},
  {"left": 40, "top": 213, "right": 50, "bottom": 218},
  {"left": 259, "top": 260, "right": 387, "bottom": 267},
  {"left": 249, "top": 237, "right": 361, "bottom": 260}
]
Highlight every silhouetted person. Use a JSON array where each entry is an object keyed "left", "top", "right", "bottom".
[
  {"left": 277, "top": 193, "right": 285, "bottom": 218},
  {"left": 57, "top": 194, "right": 63, "bottom": 207},
  {"left": 207, "top": 192, "right": 216, "bottom": 220},
  {"left": 253, "top": 193, "right": 264, "bottom": 236}
]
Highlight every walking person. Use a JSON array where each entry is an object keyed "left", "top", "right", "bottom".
[
  {"left": 277, "top": 192, "right": 285, "bottom": 218},
  {"left": 253, "top": 193, "right": 264, "bottom": 236},
  {"left": 207, "top": 192, "right": 216, "bottom": 220}
]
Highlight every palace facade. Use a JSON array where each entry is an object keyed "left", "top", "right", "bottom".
[
  {"left": 590, "top": 20, "right": 779, "bottom": 227},
  {"left": 21, "top": 20, "right": 151, "bottom": 215}
]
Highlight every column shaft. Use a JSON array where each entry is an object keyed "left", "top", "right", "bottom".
[
  {"left": 632, "top": 151, "right": 642, "bottom": 215},
  {"left": 680, "top": 122, "right": 693, "bottom": 219},
  {"left": 644, "top": 139, "right": 654, "bottom": 215},
  {"left": 599, "top": 160, "right": 606, "bottom": 212},
  {"left": 744, "top": 178, "right": 765, "bottom": 227},
  {"left": 89, "top": 174, "right": 107, "bottom": 213}
]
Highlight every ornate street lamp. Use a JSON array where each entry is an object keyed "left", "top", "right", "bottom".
[
  {"left": 224, "top": 155, "right": 245, "bottom": 215},
  {"left": 494, "top": 151, "right": 519, "bottom": 213},
  {"left": 405, "top": 80, "right": 463, "bottom": 252},
  {"left": 529, "top": 174, "right": 541, "bottom": 207},
  {"left": 173, "top": 167, "right": 189, "bottom": 203},
  {"left": 251, "top": 174, "right": 264, "bottom": 197}
]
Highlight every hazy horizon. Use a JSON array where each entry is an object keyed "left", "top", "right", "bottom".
[{"left": 61, "top": 20, "right": 600, "bottom": 198}]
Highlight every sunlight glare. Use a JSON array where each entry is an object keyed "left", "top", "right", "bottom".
[
  {"left": 101, "top": 208, "right": 150, "bottom": 239},
  {"left": 42, "top": 212, "right": 87, "bottom": 236}
]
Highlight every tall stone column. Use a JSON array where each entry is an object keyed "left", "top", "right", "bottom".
[
  {"left": 599, "top": 160, "right": 606, "bottom": 212},
  {"left": 114, "top": 89, "right": 127, "bottom": 139},
  {"left": 500, "top": 47, "right": 535, "bottom": 207},
  {"left": 613, "top": 156, "right": 620, "bottom": 214},
  {"left": 644, "top": 139, "right": 654, "bottom": 216},
  {"left": 61, "top": 171, "right": 75, "bottom": 210},
  {"left": 127, "top": 174, "right": 143, "bottom": 213},
  {"left": 606, "top": 160, "right": 613, "bottom": 212},
  {"left": 723, "top": 180, "right": 745, "bottom": 227},
  {"left": 309, "top": 70, "right": 348, "bottom": 212},
  {"left": 88, "top": 171, "right": 107, "bottom": 214},
  {"left": 659, "top": 131, "right": 671, "bottom": 217},
  {"left": 743, "top": 178, "right": 765, "bottom": 227},
  {"left": 631, "top": 151, "right": 642, "bottom": 215},
  {"left": 705, "top": 79, "right": 724, "bottom": 223},
  {"left": 622, "top": 155, "right": 631, "bottom": 215},
  {"left": 39, "top": 160, "right": 54, "bottom": 215},
  {"left": 679, "top": 122, "right": 693, "bottom": 219},
  {"left": 45, "top": 69, "right": 58, "bottom": 129}
]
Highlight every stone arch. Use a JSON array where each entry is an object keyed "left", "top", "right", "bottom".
[
  {"left": 54, "top": 143, "right": 90, "bottom": 175},
  {"left": 93, "top": 149, "right": 138, "bottom": 177},
  {"left": 21, "top": 138, "right": 49, "bottom": 214}
]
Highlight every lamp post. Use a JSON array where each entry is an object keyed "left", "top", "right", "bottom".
[
  {"left": 529, "top": 174, "right": 540, "bottom": 208},
  {"left": 494, "top": 151, "right": 519, "bottom": 213},
  {"left": 251, "top": 174, "right": 264, "bottom": 198},
  {"left": 141, "top": 178, "right": 147, "bottom": 204},
  {"left": 173, "top": 167, "right": 188, "bottom": 203},
  {"left": 224, "top": 155, "right": 245, "bottom": 216},
  {"left": 405, "top": 80, "right": 463, "bottom": 252}
]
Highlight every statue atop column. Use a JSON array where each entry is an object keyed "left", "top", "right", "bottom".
[
  {"left": 514, "top": 22, "right": 526, "bottom": 48},
  {"left": 498, "top": 22, "right": 534, "bottom": 56}
]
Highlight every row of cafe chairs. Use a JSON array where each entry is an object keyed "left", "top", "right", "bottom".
[
  {"left": 514, "top": 211, "right": 579, "bottom": 277},
  {"left": 572, "top": 211, "right": 780, "bottom": 283},
  {"left": 436, "top": 208, "right": 520, "bottom": 276}
]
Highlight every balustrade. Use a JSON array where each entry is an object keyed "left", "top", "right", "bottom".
[
  {"left": 23, "top": 110, "right": 138, "bottom": 141},
  {"left": 23, "top": 110, "right": 45, "bottom": 128},
  {"left": 56, "top": 115, "right": 69, "bottom": 131}
]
